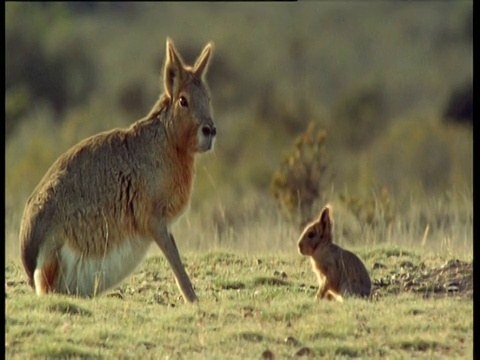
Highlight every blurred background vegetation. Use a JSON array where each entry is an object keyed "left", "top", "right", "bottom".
[{"left": 5, "top": 2, "right": 472, "bottom": 255}]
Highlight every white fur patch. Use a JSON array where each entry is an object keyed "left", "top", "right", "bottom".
[
  {"left": 34, "top": 269, "right": 47, "bottom": 296},
  {"left": 56, "top": 237, "right": 152, "bottom": 296}
]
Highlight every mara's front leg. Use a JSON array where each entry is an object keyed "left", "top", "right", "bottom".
[
  {"left": 150, "top": 220, "right": 198, "bottom": 303},
  {"left": 316, "top": 264, "right": 339, "bottom": 301},
  {"left": 315, "top": 276, "right": 329, "bottom": 299},
  {"left": 316, "top": 287, "right": 326, "bottom": 299},
  {"left": 316, "top": 281, "right": 331, "bottom": 299}
]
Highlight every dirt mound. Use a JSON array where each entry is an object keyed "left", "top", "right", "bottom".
[{"left": 372, "top": 259, "right": 473, "bottom": 299}]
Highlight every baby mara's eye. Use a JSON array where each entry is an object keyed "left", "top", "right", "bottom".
[
  {"left": 179, "top": 96, "right": 189, "bottom": 108},
  {"left": 307, "top": 231, "right": 316, "bottom": 239}
]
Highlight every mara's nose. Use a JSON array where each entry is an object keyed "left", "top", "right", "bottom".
[{"left": 202, "top": 126, "right": 217, "bottom": 137}]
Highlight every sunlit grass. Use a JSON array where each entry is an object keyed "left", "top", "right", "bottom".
[
  {"left": 6, "top": 188, "right": 472, "bottom": 358},
  {"left": 6, "top": 246, "right": 473, "bottom": 359}
]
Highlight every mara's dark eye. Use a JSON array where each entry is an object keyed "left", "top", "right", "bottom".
[
  {"left": 307, "top": 231, "right": 315, "bottom": 239},
  {"left": 179, "top": 96, "right": 188, "bottom": 108}
]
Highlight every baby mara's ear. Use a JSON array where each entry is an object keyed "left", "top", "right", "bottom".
[{"left": 316, "top": 205, "right": 333, "bottom": 239}]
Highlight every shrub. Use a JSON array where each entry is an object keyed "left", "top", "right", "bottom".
[
  {"left": 5, "top": 3, "right": 96, "bottom": 136},
  {"left": 331, "top": 79, "right": 389, "bottom": 150},
  {"left": 117, "top": 80, "right": 149, "bottom": 120},
  {"left": 271, "top": 121, "right": 330, "bottom": 227},
  {"left": 368, "top": 116, "right": 466, "bottom": 194},
  {"left": 443, "top": 81, "right": 472, "bottom": 126},
  {"left": 338, "top": 187, "right": 396, "bottom": 230}
]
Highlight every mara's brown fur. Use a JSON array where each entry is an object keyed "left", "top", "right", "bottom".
[
  {"left": 19, "top": 37, "right": 216, "bottom": 303},
  {"left": 298, "top": 205, "right": 371, "bottom": 302}
]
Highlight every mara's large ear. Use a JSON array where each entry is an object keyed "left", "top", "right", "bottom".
[
  {"left": 164, "top": 37, "right": 186, "bottom": 98},
  {"left": 193, "top": 42, "right": 214, "bottom": 78},
  {"left": 317, "top": 205, "right": 333, "bottom": 238}
]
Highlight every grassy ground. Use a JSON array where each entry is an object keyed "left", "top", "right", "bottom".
[
  {"left": 5, "top": 190, "right": 473, "bottom": 358},
  {"left": 5, "top": 246, "right": 472, "bottom": 359}
]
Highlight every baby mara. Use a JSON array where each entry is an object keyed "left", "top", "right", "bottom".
[{"left": 298, "top": 205, "right": 371, "bottom": 303}]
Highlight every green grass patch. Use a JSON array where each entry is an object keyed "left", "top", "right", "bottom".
[
  {"left": 5, "top": 249, "right": 472, "bottom": 359},
  {"left": 251, "top": 276, "right": 290, "bottom": 287},
  {"left": 213, "top": 279, "right": 246, "bottom": 290},
  {"left": 47, "top": 300, "right": 93, "bottom": 316},
  {"left": 33, "top": 344, "right": 99, "bottom": 359}
]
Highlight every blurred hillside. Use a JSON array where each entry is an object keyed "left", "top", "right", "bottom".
[{"left": 6, "top": 2, "right": 472, "bottom": 225}]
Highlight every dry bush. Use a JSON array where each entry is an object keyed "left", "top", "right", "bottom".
[
  {"left": 6, "top": 3, "right": 96, "bottom": 135},
  {"left": 117, "top": 79, "right": 149, "bottom": 120},
  {"left": 443, "top": 80, "right": 472, "bottom": 125},
  {"left": 271, "top": 122, "right": 330, "bottom": 227},
  {"left": 368, "top": 115, "right": 472, "bottom": 194},
  {"left": 331, "top": 79, "right": 389, "bottom": 151},
  {"left": 338, "top": 187, "right": 396, "bottom": 228}
]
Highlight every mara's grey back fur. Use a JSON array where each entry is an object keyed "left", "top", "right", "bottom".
[{"left": 19, "top": 37, "right": 216, "bottom": 303}]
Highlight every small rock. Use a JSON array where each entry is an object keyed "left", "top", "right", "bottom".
[
  {"left": 447, "top": 285, "right": 459, "bottom": 293},
  {"left": 107, "top": 291, "right": 124, "bottom": 299},
  {"left": 400, "top": 261, "right": 414, "bottom": 269},
  {"left": 261, "top": 349, "right": 274, "bottom": 359},
  {"left": 443, "top": 259, "right": 461, "bottom": 269},
  {"left": 295, "top": 347, "right": 313, "bottom": 357},
  {"left": 153, "top": 293, "right": 166, "bottom": 305},
  {"left": 243, "top": 310, "right": 253, "bottom": 318},
  {"left": 284, "top": 336, "right": 300, "bottom": 346}
]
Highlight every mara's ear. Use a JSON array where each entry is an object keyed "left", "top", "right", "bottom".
[
  {"left": 193, "top": 42, "right": 214, "bottom": 78},
  {"left": 317, "top": 206, "right": 333, "bottom": 237},
  {"left": 164, "top": 37, "right": 186, "bottom": 98}
]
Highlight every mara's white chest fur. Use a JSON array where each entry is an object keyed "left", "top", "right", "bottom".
[{"left": 56, "top": 237, "right": 151, "bottom": 296}]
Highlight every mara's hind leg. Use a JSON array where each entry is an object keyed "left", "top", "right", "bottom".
[
  {"left": 347, "top": 282, "right": 371, "bottom": 298},
  {"left": 326, "top": 289, "right": 344, "bottom": 303},
  {"left": 33, "top": 257, "right": 60, "bottom": 296}
]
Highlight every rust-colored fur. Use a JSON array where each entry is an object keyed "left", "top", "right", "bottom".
[
  {"left": 19, "top": 38, "right": 216, "bottom": 302},
  {"left": 298, "top": 205, "right": 371, "bottom": 302}
]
